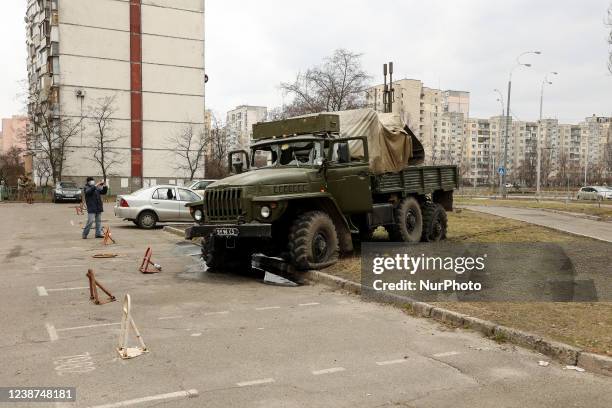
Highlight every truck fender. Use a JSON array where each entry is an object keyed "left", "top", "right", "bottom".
[{"left": 263, "top": 193, "right": 353, "bottom": 254}]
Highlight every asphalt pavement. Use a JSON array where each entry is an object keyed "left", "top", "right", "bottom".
[
  {"left": 1, "top": 202, "right": 612, "bottom": 407},
  {"left": 462, "top": 205, "right": 612, "bottom": 243}
]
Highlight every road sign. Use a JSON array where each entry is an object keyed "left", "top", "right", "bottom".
[{"left": 497, "top": 167, "right": 506, "bottom": 176}]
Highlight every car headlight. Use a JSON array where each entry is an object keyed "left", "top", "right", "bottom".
[
  {"left": 194, "top": 209, "right": 203, "bottom": 221},
  {"left": 260, "top": 205, "right": 271, "bottom": 218}
]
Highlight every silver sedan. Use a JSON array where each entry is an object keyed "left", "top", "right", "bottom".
[{"left": 114, "top": 185, "right": 202, "bottom": 229}]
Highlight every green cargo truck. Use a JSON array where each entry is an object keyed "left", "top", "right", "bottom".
[{"left": 185, "top": 109, "right": 459, "bottom": 270}]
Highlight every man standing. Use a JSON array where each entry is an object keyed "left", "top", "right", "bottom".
[{"left": 82, "top": 177, "right": 108, "bottom": 239}]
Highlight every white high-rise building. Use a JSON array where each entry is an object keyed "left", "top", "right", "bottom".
[{"left": 26, "top": 0, "right": 205, "bottom": 191}]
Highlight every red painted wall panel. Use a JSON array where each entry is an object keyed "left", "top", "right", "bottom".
[{"left": 129, "top": 1, "right": 142, "bottom": 179}]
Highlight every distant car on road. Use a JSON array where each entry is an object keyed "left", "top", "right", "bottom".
[
  {"left": 576, "top": 186, "right": 612, "bottom": 201},
  {"left": 52, "top": 181, "right": 82, "bottom": 203},
  {"left": 114, "top": 185, "right": 202, "bottom": 229},
  {"left": 187, "top": 179, "right": 216, "bottom": 196}
]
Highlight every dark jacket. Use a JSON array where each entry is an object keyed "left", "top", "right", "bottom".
[{"left": 84, "top": 184, "right": 108, "bottom": 214}]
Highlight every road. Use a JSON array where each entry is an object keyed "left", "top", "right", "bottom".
[
  {"left": 1, "top": 202, "right": 612, "bottom": 407},
  {"left": 462, "top": 205, "right": 612, "bottom": 243}
]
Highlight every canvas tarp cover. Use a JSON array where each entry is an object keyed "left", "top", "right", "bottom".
[{"left": 333, "top": 109, "right": 412, "bottom": 174}]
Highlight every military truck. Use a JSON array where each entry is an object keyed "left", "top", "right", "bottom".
[{"left": 185, "top": 109, "right": 458, "bottom": 270}]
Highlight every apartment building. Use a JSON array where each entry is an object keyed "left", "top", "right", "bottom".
[
  {"left": 25, "top": 0, "right": 205, "bottom": 191},
  {"left": 1, "top": 116, "right": 28, "bottom": 153},
  {"left": 365, "top": 80, "right": 470, "bottom": 163},
  {"left": 225, "top": 105, "right": 267, "bottom": 150}
]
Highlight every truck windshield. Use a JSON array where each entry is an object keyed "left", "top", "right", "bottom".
[{"left": 251, "top": 141, "right": 322, "bottom": 168}]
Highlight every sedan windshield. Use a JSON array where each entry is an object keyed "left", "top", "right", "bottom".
[
  {"left": 251, "top": 141, "right": 322, "bottom": 169},
  {"left": 59, "top": 182, "right": 77, "bottom": 188}
]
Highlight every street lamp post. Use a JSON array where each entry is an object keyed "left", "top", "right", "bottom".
[
  {"left": 536, "top": 72, "right": 558, "bottom": 196},
  {"left": 494, "top": 89, "right": 504, "bottom": 188},
  {"left": 500, "top": 51, "right": 541, "bottom": 198}
]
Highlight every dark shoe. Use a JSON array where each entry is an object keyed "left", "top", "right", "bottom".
[
  {"left": 95, "top": 235, "right": 104, "bottom": 239},
  {"left": 82, "top": 236, "right": 88, "bottom": 239}
]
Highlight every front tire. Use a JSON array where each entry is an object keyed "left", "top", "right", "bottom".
[
  {"left": 288, "top": 211, "right": 339, "bottom": 270},
  {"left": 421, "top": 202, "right": 448, "bottom": 242},
  {"left": 137, "top": 210, "right": 158, "bottom": 229},
  {"left": 202, "top": 236, "right": 225, "bottom": 270},
  {"left": 388, "top": 197, "right": 423, "bottom": 242}
]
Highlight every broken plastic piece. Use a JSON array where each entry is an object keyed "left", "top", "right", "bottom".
[
  {"left": 563, "top": 365, "right": 585, "bottom": 372},
  {"left": 263, "top": 271, "right": 298, "bottom": 287}
]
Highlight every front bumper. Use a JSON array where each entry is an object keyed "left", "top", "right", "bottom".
[
  {"left": 185, "top": 223, "right": 272, "bottom": 240},
  {"left": 56, "top": 192, "right": 82, "bottom": 200}
]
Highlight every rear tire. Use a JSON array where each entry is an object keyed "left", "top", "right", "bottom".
[
  {"left": 421, "top": 202, "right": 448, "bottom": 242},
  {"left": 288, "top": 211, "right": 339, "bottom": 270},
  {"left": 137, "top": 210, "right": 158, "bottom": 229},
  {"left": 388, "top": 197, "right": 423, "bottom": 242}
]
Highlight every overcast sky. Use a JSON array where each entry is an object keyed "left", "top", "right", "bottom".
[{"left": 1, "top": 0, "right": 610, "bottom": 126}]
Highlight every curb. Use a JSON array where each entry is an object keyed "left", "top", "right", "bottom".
[
  {"left": 305, "top": 270, "right": 612, "bottom": 377},
  {"left": 540, "top": 208, "right": 611, "bottom": 223},
  {"left": 163, "top": 225, "right": 187, "bottom": 238}
]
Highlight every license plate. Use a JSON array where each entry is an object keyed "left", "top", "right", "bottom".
[{"left": 214, "top": 227, "right": 239, "bottom": 237}]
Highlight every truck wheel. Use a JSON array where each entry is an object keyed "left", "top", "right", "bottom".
[
  {"left": 388, "top": 197, "right": 423, "bottom": 242},
  {"left": 288, "top": 211, "right": 339, "bottom": 270},
  {"left": 421, "top": 203, "right": 447, "bottom": 242}
]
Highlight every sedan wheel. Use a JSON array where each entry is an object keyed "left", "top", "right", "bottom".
[{"left": 137, "top": 211, "right": 158, "bottom": 229}]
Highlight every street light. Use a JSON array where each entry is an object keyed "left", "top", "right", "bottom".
[
  {"left": 493, "top": 89, "right": 505, "bottom": 188},
  {"left": 536, "top": 71, "right": 558, "bottom": 195},
  {"left": 500, "top": 51, "right": 541, "bottom": 198}
]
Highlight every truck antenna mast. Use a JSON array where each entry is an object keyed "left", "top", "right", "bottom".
[{"left": 382, "top": 62, "right": 395, "bottom": 113}]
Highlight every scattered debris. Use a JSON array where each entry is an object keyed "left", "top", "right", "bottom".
[
  {"left": 86, "top": 269, "right": 116, "bottom": 305},
  {"left": 263, "top": 272, "right": 298, "bottom": 287},
  {"left": 139, "top": 247, "right": 162, "bottom": 273},
  {"left": 102, "top": 226, "right": 116, "bottom": 245},
  {"left": 252, "top": 253, "right": 301, "bottom": 286},
  {"left": 117, "top": 294, "right": 149, "bottom": 359},
  {"left": 92, "top": 253, "right": 118, "bottom": 258},
  {"left": 538, "top": 360, "right": 550, "bottom": 367},
  {"left": 563, "top": 365, "right": 585, "bottom": 372}
]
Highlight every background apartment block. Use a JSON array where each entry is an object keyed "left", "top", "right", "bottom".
[
  {"left": 25, "top": 0, "right": 205, "bottom": 192},
  {"left": 225, "top": 105, "right": 267, "bottom": 150},
  {"left": 366, "top": 80, "right": 470, "bottom": 162},
  {"left": 1, "top": 116, "right": 28, "bottom": 153}
]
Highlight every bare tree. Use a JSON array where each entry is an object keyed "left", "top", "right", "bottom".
[
  {"left": 170, "top": 124, "right": 207, "bottom": 181},
  {"left": 0, "top": 147, "right": 25, "bottom": 186},
  {"left": 26, "top": 81, "right": 82, "bottom": 183},
  {"left": 203, "top": 115, "right": 229, "bottom": 179},
  {"left": 88, "top": 95, "right": 123, "bottom": 182},
  {"left": 280, "top": 49, "right": 371, "bottom": 115},
  {"left": 33, "top": 157, "right": 52, "bottom": 187}
]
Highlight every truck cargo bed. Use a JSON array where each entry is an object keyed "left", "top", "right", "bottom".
[{"left": 372, "top": 165, "right": 459, "bottom": 195}]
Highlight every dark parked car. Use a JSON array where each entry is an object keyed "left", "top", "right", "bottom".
[{"left": 52, "top": 181, "right": 82, "bottom": 203}]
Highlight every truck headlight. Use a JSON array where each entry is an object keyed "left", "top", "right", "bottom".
[
  {"left": 194, "top": 209, "right": 203, "bottom": 221},
  {"left": 260, "top": 205, "right": 271, "bottom": 218}
]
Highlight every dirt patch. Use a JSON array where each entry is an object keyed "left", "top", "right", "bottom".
[{"left": 324, "top": 209, "right": 612, "bottom": 356}]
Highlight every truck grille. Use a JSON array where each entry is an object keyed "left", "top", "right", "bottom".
[{"left": 204, "top": 188, "right": 244, "bottom": 221}]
